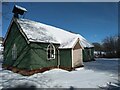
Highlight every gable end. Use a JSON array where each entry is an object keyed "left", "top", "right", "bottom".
[{"left": 3, "top": 18, "right": 30, "bottom": 46}]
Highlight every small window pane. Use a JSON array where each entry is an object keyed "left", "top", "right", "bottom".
[
  {"left": 51, "top": 54, "right": 54, "bottom": 58},
  {"left": 48, "top": 49, "right": 50, "bottom": 58},
  {"left": 51, "top": 50, "right": 54, "bottom": 54}
]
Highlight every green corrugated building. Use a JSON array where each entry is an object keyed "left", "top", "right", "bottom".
[{"left": 2, "top": 5, "right": 94, "bottom": 75}]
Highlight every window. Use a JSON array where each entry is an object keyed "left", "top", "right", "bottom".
[
  {"left": 47, "top": 44, "right": 55, "bottom": 60},
  {"left": 12, "top": 44, "right": 17, "bottom": 60}
]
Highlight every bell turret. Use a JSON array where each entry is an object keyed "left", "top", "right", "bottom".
[{"left": 12, "top": 5, "right": 27, "bottom": 18}]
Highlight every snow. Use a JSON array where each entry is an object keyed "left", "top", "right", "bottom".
[
  {"left": 0, "top": 44, "right": 3, "bottom": 62},
  {"left": 0, "top": 58, "right": 119, "bottom": 89},
  {"left": 16, "top": 19, "right": 93, "bottom": 48},
  {"left": 0, "top": 44, "right": 3, "bottom": 52},
  {"left": 15, "top": 5, "right": 27, "bottom": 12}
]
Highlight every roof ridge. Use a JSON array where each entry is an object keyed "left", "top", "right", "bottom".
[{"left": 16, "top": 18, "right": 93, "bottom": 48}]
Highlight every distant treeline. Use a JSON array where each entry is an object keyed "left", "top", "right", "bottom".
[{"left": 92, "top": 34, "right": 120, "bottom": 58}]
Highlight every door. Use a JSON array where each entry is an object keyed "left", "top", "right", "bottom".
[{"left": 73, "top": 48, "right": 83, "bottom": 67}]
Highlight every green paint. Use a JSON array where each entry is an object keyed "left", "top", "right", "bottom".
[
  {"left": 29, "top": 43, "right": 59, "bottom": 70},
  {"left": 83, "top": 48, "right": 94, "bottom": 62},
  {"left": 59, "top": 49, "right": 72, "bottom": 68},
  {"left": 3, "top": 22, "right": 28, "bottom": 67},
  {"left": 3, "top": 20, "right": 94, "bottom": 71}
]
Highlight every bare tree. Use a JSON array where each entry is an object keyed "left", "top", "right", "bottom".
[
  {"left": 92, "top": 42, "right": 103, "bottom": 51},
  {"left": 102, "top": 35, "right": 118, "bottom": 57}
]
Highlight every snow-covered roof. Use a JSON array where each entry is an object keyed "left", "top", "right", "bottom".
[{"left": 16, "top": 18, "right": 93, "bottom": 48}]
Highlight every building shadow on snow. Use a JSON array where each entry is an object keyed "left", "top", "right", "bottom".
[
  {"left": 84, "top": 59, "right": 119, "bottom": 74},
  {"left": 1, "top": 83, "right": 37, "bottom": 90},
  {"left": 1, "top": 84, "right": 76, "bottom": 90}
]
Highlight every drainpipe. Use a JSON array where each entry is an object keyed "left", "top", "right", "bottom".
[
  {"left": 57, "top": 49, "right": 60, "bottom": 68},
  {"left": 71, "top": 49, "right": 74, "bottom": 68}
]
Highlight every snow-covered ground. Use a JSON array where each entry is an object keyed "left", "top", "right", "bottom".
[{"left": 0, "top": 57, "right": 119, "bottom": 89}]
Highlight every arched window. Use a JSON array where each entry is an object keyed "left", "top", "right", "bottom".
[
  {"left": 47, "top": 44, "right": 55, "bottom": 60},
  {"left": 12, "top": 44, "right": 17, "bottom": 60}
]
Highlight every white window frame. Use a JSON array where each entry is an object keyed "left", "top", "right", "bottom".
[
  {"left": 12, "top": 44, "right": 17, "bottom": 60},
  {"left": 47, "top": 43, "right": 55, "bottom": 60}
]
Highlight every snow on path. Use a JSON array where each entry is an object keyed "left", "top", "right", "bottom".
[
  {"left": 0, "top": 58, "right": 119, "bottom": 89},
  {"left": 42, "top": 68, "right": 117, "bottom": 88},
  {"left": 84, "top": 58, "right": 119, "bottom": 74}
]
